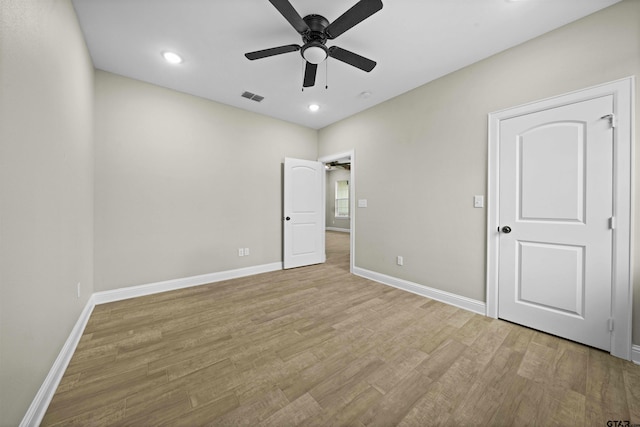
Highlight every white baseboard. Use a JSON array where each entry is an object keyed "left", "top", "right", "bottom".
[
  {"left": 352, "top": 267, "right": 486, "bottom": 315},
  {"left": 326, "top": 227, "right": 350, "bottom": 233},
  {"left": 632, "top": 345, "right": 640, "bottom": 365},
  {"left": 20, "top": 296, "right": 96, "bottom": 427},
  {"left": 93, "top": 262, "right": 282, "bottom": 305}
]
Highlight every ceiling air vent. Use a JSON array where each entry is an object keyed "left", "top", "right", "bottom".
[{"left": 241, "top": 91, "right": 264, "bottom": 102}]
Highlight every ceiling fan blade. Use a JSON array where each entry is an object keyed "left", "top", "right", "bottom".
[
  {"left": 325, "top": 0, "right": 383, "bottom": 39},
  {"left": 268, "top": 0, "right": 310, "bottom": 34},
  {"left": 303, "top": 62, "right": 317, "bottom": 87},
  {"left": 328, "top": 46, "right": 376, "bottom": 72},
  {"left": 245, "top": 44, "right": 300, "bottom": 60}
]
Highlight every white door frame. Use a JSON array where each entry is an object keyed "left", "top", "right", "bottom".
[
  {"left": 319, "top": 150, "right": 355, "bottom": 273},
  {"left": 486, "top": 77, "right": 634, "bottom": 360}
]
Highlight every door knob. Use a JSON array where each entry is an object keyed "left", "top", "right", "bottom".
[
  {"left": 285, "top": 216, "right": 291, "bottom": 221},
  {"left": 501, "top": 226, "right": 512, "bottom": 234}
]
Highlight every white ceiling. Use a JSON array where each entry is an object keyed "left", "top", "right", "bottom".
[{"left": 72, "top": 0, "right": 620, "bottom": 129}]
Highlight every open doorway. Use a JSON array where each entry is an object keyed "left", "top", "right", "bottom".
[
  {"left": 319, "top": 151, "right": 354, "bottom": 273},
  {"left": 325, "top": 230, "right": 350, "bottom": 271},
  {"left": 325, "top": 161, "right": 351, "bottom": 233}
]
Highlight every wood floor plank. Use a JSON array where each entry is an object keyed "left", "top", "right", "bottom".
[
  {"left": 585, "top": 348, "right": 631, "bottom": 425},
  {"left": 232, "top": 351, "right": 319, "bottom": 404},
  {"left": 43, "top": 369, "right": 167, "bottom": 425},
  {"left": 622, "top": 361, "right": 640, "bottom": 423},
  {"left": 146, "top": 334, "right": 234, "bottom": 376},
  {"left": 45, "top": 399, "right": 127, "bottom": 427},
  {"left": 309, "top": 354, "right": 385, "bottom": 408},
  {"left": 279, "top": 349, "right": 362, "bottom": 403},
  {"left": 444, "top": 306, "right": 476, "bottom": 328},
  {"left": 41, "top": 231, "right": 640, "bottom": 426},
  {"left": 122, "top": 389, "right": 191, "bottom": 427},
  {"left": 165, "top": 355, "right": 235, "bottom": 382},
  {"left": 517, "top": 340, "right": 558, "bottom": 383},
  {"left": 359, "top": 369, "right": 432, "bottom": 427},
  {"left": 449, "top": 345, "right": 525, "bottom": 426},
  {"left": 414, "top": 338, "right": 467, "bottom": 382},
  {"left": 186, "top": 369, "right": 242, "bottom": 408},
  {"left": 163, "top": 393, "right": 239, "bottom": 427},
  {"left": 203, "top": 388, "right": 289, "bottom": 426},
  {"left": 367, "top": 347, "right": 429, "bottom": 394},
  {"left": 258, "top": 393, "right": 323, "bottom": 427},
  {"left": 488, "top": 375, "right": 544, "bottom": 426},
  {"left": 539, "top": 386, "right": 586, "bottom": 426},
  {"left": 419, "top": 324, "right": 459, "bottom": 354},
  {"left": 500, "top": 321, "right": 535, "bottom": 353},
  {"left": 303, "top": 386, "right": 383, "bottom": 427},
  {"left": 552, "top": 345, "right": 588, "bottom": 394},
  {"left": 397, "top": 351, "right": 488, "bottom": 426}
]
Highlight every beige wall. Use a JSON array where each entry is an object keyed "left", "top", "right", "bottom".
[
  {"left": 94, "top": 71, "right": 318, "bottom": 291},
  {"left": 0, "top": 0, "right": 94, "bottom": 425},
  {"left": 326, "top": 168, "right": 352, "bottom": 230},
  {"left": 318, "top": 0, "right": 640, "bottom": 343}
]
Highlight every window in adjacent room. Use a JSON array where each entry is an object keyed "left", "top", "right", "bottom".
[{"left": 335, "top": 180, "right": 349, "bottom": 218}]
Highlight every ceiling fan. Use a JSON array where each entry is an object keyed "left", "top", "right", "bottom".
[
  {"left": 245, "top": 0, "right": 383, "bottom": 88},
  {"left": 326, "top": 161, "right": 351, "bottom": 171}
]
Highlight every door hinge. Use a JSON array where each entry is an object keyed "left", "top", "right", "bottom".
[
  {"left": 601, "top": 113, "right": 616, "bottom": 128},
  {"left": 609, "top": 216, "right": 616, "bottom": 230},
  {"left": 608, "top": 318, "right": 614, "bottom": 332}
]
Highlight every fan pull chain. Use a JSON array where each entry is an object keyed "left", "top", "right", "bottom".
[
  {"left": 325, "top": 60, "right": 328, "bottom": 90},
  {"left": 301, "top": 59, "right": 305, "bottom": 92}
]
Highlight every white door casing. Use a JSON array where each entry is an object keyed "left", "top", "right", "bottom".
[
  {"left": 283, "top": 157, "right": 325, "bottom": 269},
  {"left": 487, "top": 77, "right": 634, "bottom": 360}
]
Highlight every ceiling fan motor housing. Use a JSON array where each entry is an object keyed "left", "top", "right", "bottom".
[
  {"left": 301, "top": 14, "right": 329, "bottom": 63},
  {"left": 302, "top": 14, "right": 329, "bottom": 43}
]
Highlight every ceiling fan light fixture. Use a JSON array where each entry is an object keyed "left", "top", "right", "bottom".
[
  {"left": 308, "top": 103, "right": 320, "bottom": 112},
  {"left": 302, "top": 43, "right": 328, "bottom": 64}
]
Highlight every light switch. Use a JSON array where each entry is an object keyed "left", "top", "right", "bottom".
[
  {"left": 474, "top": 195, "right": 484, "bottom": 208},
  {"left": 358, "top": 199, "right": 368, "bottom": 208}
]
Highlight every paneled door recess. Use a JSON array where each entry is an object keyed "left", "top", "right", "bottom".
[
  {"left": 498, "top": 95, "right": 614, "bottom": 351},
  {"left": 283, "top": 157, "right": 325, "bottom": 269}
]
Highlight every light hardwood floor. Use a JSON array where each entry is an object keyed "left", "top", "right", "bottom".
[{"left": 43, "top": 231, "right": 639, "bottom": 426}]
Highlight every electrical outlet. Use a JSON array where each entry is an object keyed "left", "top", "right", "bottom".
[
  {"left": 77, "top": 282, "right": 81, "bottom": 299},
  {"left": 397, "top": 256, "right": 404, "bottom": 266},
  {"left": 238, "top": 248, "right": 244, "bottom": 257},
  {"left": 244, "top": 248, "right": 250, "bottom": 256}
]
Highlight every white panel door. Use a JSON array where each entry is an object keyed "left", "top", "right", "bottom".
[
  {"left": 283, "top": 158, "right": 325, "bottom": 269},
  {"left": 498, "top": 95, "right": 614, "bottom": 351}
]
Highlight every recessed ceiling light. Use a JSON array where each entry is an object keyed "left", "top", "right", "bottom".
[
  {"left": 308, "top": 104, "right": 320, "bottom": 112},
  {"left": 162, "top": 51, "right": 183, "bottom": 64}
]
